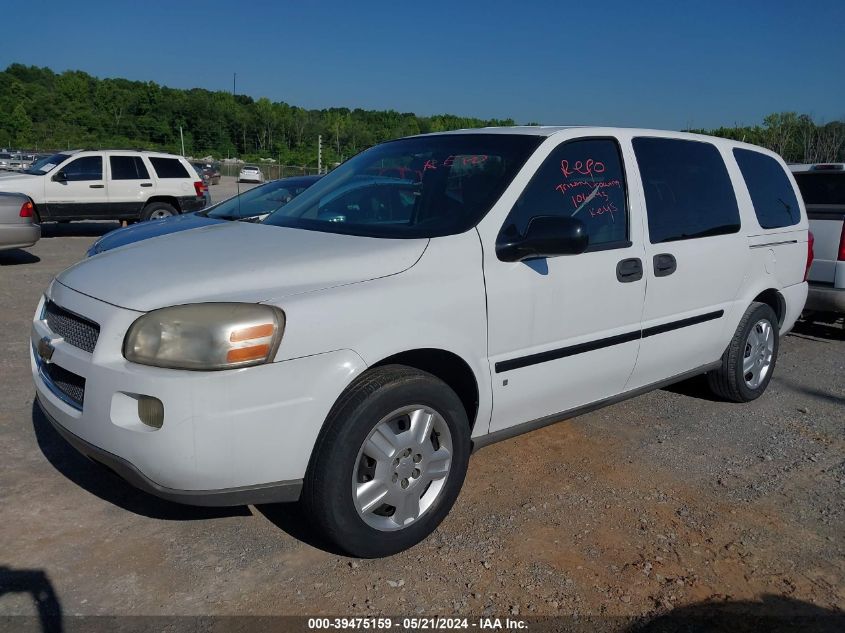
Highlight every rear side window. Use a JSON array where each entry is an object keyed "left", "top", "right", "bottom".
[
  {"left": 149, "top": 157, "right": 190, "bottom": 179},
  {"left": 502, "top": 138, "right": 629, "bottom": 249},
  {"left": 633, "top": 138, "right": 740, "bottom": 243},
  {"left": 110, "top": 156, "right": 150, "bottom": 180},
  {"left": 733, "top": 149, "right": 800, "bottom": 228},
  {"left": 62, "top": 156, "right": 103, "bottom": 182},
  {"left": 793, "top": 172, "right": 845, "bottom": 205}
]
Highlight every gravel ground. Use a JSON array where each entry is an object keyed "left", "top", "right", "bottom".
[{"left": 0, "top": 213, "right": 843, "bottom": 629}]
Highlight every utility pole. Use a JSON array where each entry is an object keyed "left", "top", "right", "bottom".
[
  {"left": 179, "top": 126, "right": 185, "bottom": 156},
  {"left": 317, "top": 134, "right": 322, "bottom": 174},
  {"left": 233, "top": 72, "right": 237, "bottom": 96}
]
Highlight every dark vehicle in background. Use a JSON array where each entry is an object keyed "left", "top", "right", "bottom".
[
  {"left": 87, "top": 175, "right": 321, "bottom": 256},
  {"left": 791, "top": 163, "right": 845, "bottom": 314},
  {"left": 191, "top": 161, "right": 221, "bottom": 185}
]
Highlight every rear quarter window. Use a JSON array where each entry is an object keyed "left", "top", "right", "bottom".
[
  {"left": 149, "top": 157, "right": 190, "bottom": 179},
  {"left": 633, "top": 137, "right": 741, "bottom": 243},
  {"left": 734, "top": 149, "right": 800, "bottom": 229}
]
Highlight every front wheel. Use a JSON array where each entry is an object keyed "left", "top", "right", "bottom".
[
  {"left": 303, "top": 365, "right": 470, "bottom": 558},
  {"left": 707, "top": 302, "right": 779, "bottom": 402}
]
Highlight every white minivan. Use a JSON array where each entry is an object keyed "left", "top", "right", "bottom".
[{"left": 32, "top": 127, "right": 809, "bottom": 557}]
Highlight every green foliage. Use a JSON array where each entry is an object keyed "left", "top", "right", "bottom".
[
  {"left": 0, "top": 64, "right": 515, "bottom": 165},
  {"left": 2, "top": 64, "right": 841, "bottom": 165},
  {"left": 686, "top": 112, "right": 845, "bottom": 163}
]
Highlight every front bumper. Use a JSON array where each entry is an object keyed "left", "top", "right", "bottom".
[
  {"left": 804, "top": 283, "right": 845, "bottom": 314},
  {"left": 32, "top": 283, "right": 368, "bottom": 505}
]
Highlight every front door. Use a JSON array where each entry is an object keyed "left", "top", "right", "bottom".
[
  {"left": 480, "top": 135, "right": 647, "bottom": 434},
  {"left": 44, "top": 155, "right": 108, "bottom": 219},
  {"left": 626, "top": 136, "right": 750, "bottom": 390}
]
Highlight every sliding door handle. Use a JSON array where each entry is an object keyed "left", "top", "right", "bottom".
[
  {"left": 653, "top": 253, "right": 677, "bottom": 277},
  {"left": 89, "top": 184, "right": 104, "bottom": 189},
  {"left": 616, "top": 257, "right": 643, "bottom": 282}
]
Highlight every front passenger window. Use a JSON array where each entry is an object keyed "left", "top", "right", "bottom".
[
  {"left": 62, "top": 156, "right": 103, "bottom": 182},
  {"left": 502, "top": 139, "right": 629, "bottom": 250}
]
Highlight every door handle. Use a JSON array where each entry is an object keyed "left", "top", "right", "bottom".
[
  {"left": 140, "top": 183, "right": 153, "bottom": 187},
  {"left": 89, "top": 184, "right": 104, "bottom": 189},
  {"left": 653, "top": 253, "right": 677, "bottom": 277},
  {"left": 616, "top": 257, "right": 643, "bottom": 283}
]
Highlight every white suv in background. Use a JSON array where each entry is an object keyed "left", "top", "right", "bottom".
[
  {"left": 0, "top": 149, "right": 206, "bottom": 222},
  {"left": 32, "top": 127, "right": 809, "bottom": 557}
]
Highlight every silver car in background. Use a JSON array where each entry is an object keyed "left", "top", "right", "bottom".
[{"left": 0, "top": 192, "right": 40, "bottom": 251}]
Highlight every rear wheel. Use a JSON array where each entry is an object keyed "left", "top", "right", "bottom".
[
  {"left": 707, "top": 302, "right": 779, "bottom": 402},
  {"left": 141, "top": 202, "right": 177, "bottom": 221},
  {"left": 303, "top": 365, "right": 470, "bottom": 558}
]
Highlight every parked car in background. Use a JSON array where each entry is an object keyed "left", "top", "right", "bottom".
[
  {"left": 0, "top": 152, "right": 12, "bottom": 170},
  {"left": 0, "top": 150, "right": 207, "bottom": 222},
  {"left": 238, "top": 164, "right": 264, "bottom": 183},
  {"left": 0, "top": 192, "right": 40, "bottom": 251},
  {"left": 33, "top": 127, "right": 808, "bottom": 557},
  {"left": 191, "top": 161, "right": 221, "bottom": 185},
  {"left": 87, "top": 175, "right": 321, "bottom": 256},
  {"left": 791, "top": 163, "right": 845, "bottom": 314}
]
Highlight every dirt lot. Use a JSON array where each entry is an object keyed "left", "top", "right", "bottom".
[{"left": 0, "top": 211, "right": 843, "bottom": 629}]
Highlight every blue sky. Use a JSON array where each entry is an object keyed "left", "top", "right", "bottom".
[{"left": 3, "top": 0, "right": 844, "bottom": 129}]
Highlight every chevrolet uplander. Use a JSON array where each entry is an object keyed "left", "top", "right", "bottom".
[{"left": 32, "top": 127, "right": 810, "bottom": 557}]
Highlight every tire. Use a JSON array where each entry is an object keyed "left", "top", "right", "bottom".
[
  {"left": 303, "top": 365, "right": 471, "bottom": 558},
  {"left": 707, "top": 302, "right": 779, "bottom": 402},
  {"left": 140, "top": 202, "right": 177, "bottom": 221}
]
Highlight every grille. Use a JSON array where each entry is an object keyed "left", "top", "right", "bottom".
[
  {"left": 43, "top": 300, "right": 100, "bottom": 353},
  {"left": 41, "top": 362, "right": 86, "bottom": 408}
]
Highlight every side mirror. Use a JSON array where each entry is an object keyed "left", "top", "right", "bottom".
[
  {"left": 52, "top": 171, "right": 67, "bottom": 182},
  {"left": 497, "top": 215, "right": 589, "bottom": 262}
]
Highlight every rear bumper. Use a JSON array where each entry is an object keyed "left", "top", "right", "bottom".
[
  {"left": 0, "top": 223, "right": 39, "bottom": 250},
  {"left": 179, "top": 195, "right": 207, "bottom": 212},
  {"left": 805, "top": 283, "right": 845, "bottom": 313},
  {"left": 38, "top": 396, "right": 303, "bottom": 506}
]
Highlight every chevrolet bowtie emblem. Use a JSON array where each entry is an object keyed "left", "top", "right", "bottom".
[{"left": 37, "top": 337, "right": 55, "bottom": 363}]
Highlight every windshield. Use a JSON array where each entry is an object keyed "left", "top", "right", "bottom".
[
  {"left": 794, "top": 172, "right": 845, "bottom": 205},
  {"left": 264, "top": 134, "right": 542, "bottom": 238},
  {"left": 25, "top": 153, "right": 71, "bottom": 175},
  {"left": 204, "top": 178, "right": 318, "bottom": 220}
]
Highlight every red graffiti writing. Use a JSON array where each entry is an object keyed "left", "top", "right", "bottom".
[
  {"left": 561, "top": 158, "right": 605, "bottom": 179},
  {"left": 423, "top": 155, "right": 488, "bottom": 171},
  {"left": 589, "top": 201, "right": 618, "bottom": 218},
  {"left": 556, "top": 179, "right": 621, "bottom": 194},
  {"left": 570, "top": 189, "right": 610, "bottom": 209}
]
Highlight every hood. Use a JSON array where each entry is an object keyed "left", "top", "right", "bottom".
[
  {"left": 0, "top": 172, "right": 39, "bottom": 183},
  {"left": 58, "top": 221, "right": 428, "bottom": 311},
  {"left": 89, "top": 213, "right": 224, "bottom": 255}
]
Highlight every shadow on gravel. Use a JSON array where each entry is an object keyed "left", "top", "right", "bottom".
[
  {"left": 790, "top": 316, "right": 844, "bottom": 341},
  {"left": 40, "top": 222, "right": 120, "bottom": 238},
  {"left": 661, "top": 373, "right": 723, "bottom": 402},
  {"left": 0, "top": 566, "right": 63, "bottom": 633},
  {"left": 773, "top": 378, "right": 845, "bottom": 407},
  {"left": 0, "top": 249, "right": 40, "bottom": 265},
  {"left": 254, "top": 503, "right": 347, "bottom": 556},
  {"left": 629, "top": 595, "right": 845, "bottom": 633},
  {"left": 32, "top": 401, "right": 250, "bottom": 521}
]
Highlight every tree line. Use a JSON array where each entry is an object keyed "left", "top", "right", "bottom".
[{"left": 1, "top": 64, "right": 842, "bottom": 166}]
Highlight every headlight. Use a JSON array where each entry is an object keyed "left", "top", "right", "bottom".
[{"left": 124, "top": 303, "right": 285, "bottom": 370}]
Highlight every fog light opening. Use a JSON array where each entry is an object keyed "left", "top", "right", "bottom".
[{"left": 137, "top": 396, "right": 164, "bottom": 429}]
